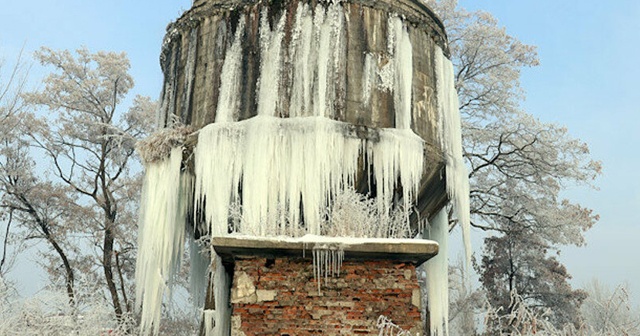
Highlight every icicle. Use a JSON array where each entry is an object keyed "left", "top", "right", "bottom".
[
  {"left": 206, "top": 254, "right": 231, "bottom": 336},
  {"left": 435, "top": 45, "right": 472, "bottom": 265},
  {"left": 189, "top": 236, "right": 210, "bottom": 310},
  {"left": 361, "top": 16, "right": 413, "bottom": 129},
  {"left": 135, "top": 147, "right": 187, "bottom": 336},
  {"left": 313, "top": 3, "right": 344, "bottom": 118},
  {"left": 424, "top": 208, "right": 449, "bottom": 336},
  {"left": 289, "top": 3, "right": 314, "bottom": 117},
  {"left": 157, "top": 81, "right": 170, "bottom": 128},
  {"left": 362, "top": 53, "right": 375, "bottom": 107},
  {"left": 202, "top": 309, "right": 215, "bottom": 336},
  {"left": 391, "top": 17, "right": 413, "bottom": 130},
  {"left": 194, "top": 123, "right": 244, "bottom": 237},
  {"left": 287, "top": 3, "right": 344, "bottom": 118},
  {"left": 370, "top": 128, "right": 424, "bottom": 221},
  {"left": 312, "top": 244, "right": 344, "bottom": 294},
  {"left": 256, "top": 9, "right": 287, "bottom": 117},
  {"left": 215, "top": 17, "right": 246, "bottom": 123},
  {"left": 241, "top": 115, "right": 283, "bottom": 236},
  {"left": 314, "top": 5, "right": 331, "bottom": 118},
  {"left": 158, "top": 44, "right": 179, "bottom": 128}
]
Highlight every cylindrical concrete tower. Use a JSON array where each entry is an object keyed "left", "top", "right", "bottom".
[{"left": 136, "top": 0, "right": 468, "bottom": 335}]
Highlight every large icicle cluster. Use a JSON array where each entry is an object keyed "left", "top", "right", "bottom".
[
  {"left": 194, "top": 116, "right": 424, "bottom": 238},
  {"left": 188, "top": 13, "right": 423, "bottom": 333},
  {"left": 135, "top": 147, "right": 190, "bottom": 336}
]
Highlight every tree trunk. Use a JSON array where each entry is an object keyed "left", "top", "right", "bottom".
[
  {"left": 115, "top": 251, "right": 131, "bottom": 312},
  {"left": 22, "top": 200, "right": 77, "bottom": 304},
  {"left": 0, "top": 210, "right": 13, "bottom": 275},
  {"left": 103, "top": 222, "right": 123, "bottom": 319},
  {"left": 48, "top": 235, "right": 76, "bottom": 304}
]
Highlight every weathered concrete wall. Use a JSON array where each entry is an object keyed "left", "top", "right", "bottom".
[
  {"left": 230, "top": 257, "right": 423, "bottom": 335},
  {"left": 162, "top": 0, "right": 446, "bottom": 132}
]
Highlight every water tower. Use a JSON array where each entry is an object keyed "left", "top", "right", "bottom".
[{"left": 135, "top": 0, "right": 469, "bottom": 334}]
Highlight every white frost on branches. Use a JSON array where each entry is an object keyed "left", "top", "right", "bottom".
[
  {"left": 377, "top": 315, "right": 413, "bottom": 336},
  {"left": 323, "top": 189, "right": 413, "bottom": 239},
  {"left": 0, "top": 279, "right": 136, "bottom": 336},
  {"left": 136, "top": 124, "right": 194, "bottom": 164}
]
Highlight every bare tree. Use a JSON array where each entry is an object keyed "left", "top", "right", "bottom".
[
  {"left": 477, "top": 227, "right": 587, "bottom": 331},
  {"left": 427, "top": 0, "right": 600, "bottom": 243},
  {"left": 425, "top": 0, "right": 602, "bottom": 330},
  {"left": 448, "top": 257, "right": 483, "bottom": 336},
  {"left": 0, "top": 50, "right": 30, "bottom": 279},
  {"left": 0, "top": 143, "right": 82, "bottom": 302},
  {"left": 8, "top": 47, "right": 157, "bottom": 320}
]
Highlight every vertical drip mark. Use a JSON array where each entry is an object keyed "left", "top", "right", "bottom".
[
  {"left": 391, "top": 17, "right": 413, "bottom": 130},
  {"left": 256, "top": 8, "right": 287, "bottom": 117},
  {"left": 158, "top": 39, "right": 180, "bottom": 127},
  {"left": 216, "top": 17, "right": 246, "bottom": 123},
  {"left": 289, "top": 3, "right": 314, "bottom": 117},
  {"left": 181, "top": 26, "right": 199, "bottom": 124}
]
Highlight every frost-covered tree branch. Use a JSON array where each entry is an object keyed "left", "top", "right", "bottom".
[
  {"left": 0, "top": 47, "right": 156, "bottom": 325},
  {"left": 427, "top": 0, "right": 601, "bottom": 244},
  {"left": 0, "top": 138, "right": 83, "bottom": 303},
  {"left": 426, "top": 0, "right": 602, "bottom": 331},
  {"left": 581, "top": 280, "right": 640, "bottom": 335},
  {"left": 0, "top": 51, "right": 31, "bottom": 280}
]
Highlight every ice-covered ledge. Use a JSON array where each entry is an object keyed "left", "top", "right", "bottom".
[{"left": 212, "top": 235, "right": 439, "bottom": 265}]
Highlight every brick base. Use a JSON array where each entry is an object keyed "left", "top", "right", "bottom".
[{"left": 230, "top": 257, "right": 423, "bottom": 335}]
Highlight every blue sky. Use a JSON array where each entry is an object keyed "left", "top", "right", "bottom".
[
  {"left": 456, "top": 0, "right": 640, "bottom": 304},
  {"left": 1, "top": 0, "right": 638, "bottom": 305},
  {"left": 0, "top": 0, "right": 191, "bottom": 98},
  {"left": 0, "top": 0, "right": 193, "bottom": 295}
]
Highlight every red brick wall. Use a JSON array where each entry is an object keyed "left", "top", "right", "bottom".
[{"left": 230, "top": 257, "right": 423, "bottom": 335}]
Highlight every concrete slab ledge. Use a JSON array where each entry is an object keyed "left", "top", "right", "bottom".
[{"left": 212, "top": 235, "right": 439, "bottom": 265}]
